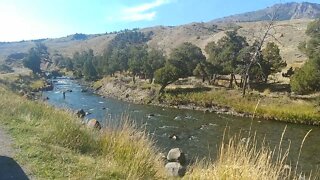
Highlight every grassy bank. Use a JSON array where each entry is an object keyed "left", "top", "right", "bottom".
[
  {"left": 163, "top": 88, "right": 320, "bottom": 125},
  {"left": 0, "top": 86, "right": 165, "bottom": 179}
]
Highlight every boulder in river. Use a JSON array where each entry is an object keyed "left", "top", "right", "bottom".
[
  {"left": 81, "top": 89, "right": 88, "bottom": 93},
  {"left": 87, "top": 119, "right": 102, "bottom": 130},
  {"left": 169, "top": 134, "right": 179, "bottom": 140},
  {"left": 165, "top": 162, "right": 185, "bottom": 177},
  {"left": 167, "top": 148, "right": 186, "bottom": 165},
  {"left": 76, "top": 109, "right": 86, "bottom": 118}
]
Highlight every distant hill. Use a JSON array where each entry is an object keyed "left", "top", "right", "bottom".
[
  {"left": 0, "top": 2, "right": 318, "bottom": 70},
  {"left": 212, "top": 2, "right": 320, "bottom": 23}
]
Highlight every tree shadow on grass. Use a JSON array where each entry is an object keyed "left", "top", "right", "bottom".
[
  {"left": 251, "top": 83, "right": 291, "bottom": 93},
  {"left": 166, "top": 87, "right": 212, "bottom": 95},
  {"left": 0, "top": 156, "right": 29, "bottom": 180}
]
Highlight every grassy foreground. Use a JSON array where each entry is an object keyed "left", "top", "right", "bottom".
[
  {"left": 0, "top": 84, "right": 315, "bottom": 179},
  {"left": 0, "top": 86, "right": 165, "bottom": 179}
]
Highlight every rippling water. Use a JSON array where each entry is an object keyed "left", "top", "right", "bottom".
[{"left": 43, "top": 77, "right": 320, "bottom": 173}]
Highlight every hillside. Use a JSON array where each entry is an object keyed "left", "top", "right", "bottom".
[
  {"left": 212, "top": 2, "right": 320, "bottom": 23},
  {"left": 0, "top": 2, "right": 317, "bottom": 68}
]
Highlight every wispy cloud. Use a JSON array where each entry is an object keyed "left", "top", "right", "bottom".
[{"left": 108, "top": 0, "right": 173, "bottom": 22}]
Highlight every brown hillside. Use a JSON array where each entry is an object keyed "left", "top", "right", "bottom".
[{"left": 0, "top": 19, "right": 312, "bottom": 68}]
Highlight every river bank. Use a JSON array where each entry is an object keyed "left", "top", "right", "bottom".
[{"left": 93, "top": 76, "right": 320, "bottom": 125}]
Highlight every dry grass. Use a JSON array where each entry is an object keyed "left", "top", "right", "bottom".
[{"left": 184, "top": 128, "right": 316, "bottom": 180}]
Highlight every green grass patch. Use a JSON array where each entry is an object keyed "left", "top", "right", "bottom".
[
  {"left": 29, "top": 80, "right": 46, "bottom": 91},
  {"left": 163, "top": 88, "right": 320, "bottom": 125}
]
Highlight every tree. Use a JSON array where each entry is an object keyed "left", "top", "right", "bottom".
[
  {"left": 241, "top": 14, "right": 279, "bottom": 96},
  {"left": 261, "top": 42, "right": 286, "bottom": 82},
  {"left": 128, "top": 45, "right": 147, "bottom": 83},
  {"left": 290, "top": 19, "right": 320, "bottom": 94},
  {"left": 193, "top": 62, "right": 210, "bottom": 82},
  {"left": 100, "top": 30, "right": 151, "bottom": 75},
  {"left": 154, "top": 64, "right": 180, "bottom": 94},
  {"left": 154, "top": 43, "right": 205, "bottom": 93},
  {"left": 82, "top": 49, "right": 97, "bottom": 80},
  {"left": 168, "top": 42, "right": 206, "bottom": 78},
  {"left": 205, "top": 31, "right": 248, "bottom": 88},
  {"left": 143, "top": 49, "right": 165, "bottom": 83},
  {"left": 23, "top": 48, "right": 41, "bottom": 73},
  {"left": 305, "top": 19, "right": 320, "bottom": 59},
  {"left": 83, "top": 59, "right": 98, "bottom": 81}
]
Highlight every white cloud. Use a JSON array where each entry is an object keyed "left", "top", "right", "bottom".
[
  {"left": 123, "top": 0, "right": 170, "bottom": 14},
  {"left": 121, "top": 12, "right": 157, "bottom": 21},
  {"left": 107, "top": 0, "right": 172, "bottom": 22}
]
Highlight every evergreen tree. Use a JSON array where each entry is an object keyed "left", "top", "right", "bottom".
[
  {"left": 168, "top": 42, "right": 206, "bottom": 78},
  {"left": 261, "top": 42, "right": 286, "bottom": 82},
  {"left": 154, "top": 64, "right": 180, "bottom": 94},
  {"left": 128, "top": 45, "right": 148, "bottom": 83},
  {"left": 143, "top": 49, "right": 165, "bottom": 83},
  {"left": 205, "top": 31, "right": 248, "bottom": 87}
]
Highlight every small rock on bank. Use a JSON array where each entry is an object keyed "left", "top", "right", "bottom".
[
  {"left": 87, "top": 119, "right": 102, "bottom": 130},
  {"left": 76, "top": 109, "right": 86, "bottom": 118},
  {"left": 165, "top": 162, "right": 185, "bottom": 177},
  {"left": 167, "top": 148, "right": 186, "bottom": 165}
]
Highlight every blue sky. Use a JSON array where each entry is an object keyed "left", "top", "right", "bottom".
[{"left": 0, "top": 0, "right": 318, "bottom": 42}]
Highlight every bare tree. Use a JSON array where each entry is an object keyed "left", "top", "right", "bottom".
[{"left": 241, "top": 8, "right": 282, "bottom": 97}]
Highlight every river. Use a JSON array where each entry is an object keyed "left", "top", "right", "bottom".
[{"left": 43, "top": 77, "right": 320, "bottom": 174}]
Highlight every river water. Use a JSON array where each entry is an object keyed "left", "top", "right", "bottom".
[{"left": 43, "top": 77, "right": 320, "bottom": 173}]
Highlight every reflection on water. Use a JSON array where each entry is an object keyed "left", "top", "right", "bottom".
[{"left": 43, "top": 77, "right": 320, "bottom": 173}]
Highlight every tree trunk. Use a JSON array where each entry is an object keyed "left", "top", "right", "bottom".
[
  {"left": 211, "top": 74, "right": 217, "bottom": 85},
  {"left": 229, "top": 73, "right": 234, "bottom": 88},
  {"left": 242, "top": 74, "right": 248, "bottom": 97},
  {"left": 202, "top": 76, "right": 205, "bottom": 83},
  {"left": 132, "top": 75, "right": 136, "bottom": 84},
  {"left": 233, "top": 74, "right": 239, "bottom": 87},
  {"left": 264, "top": 75, "right": 268, "bottom": 83},
  {"left": 159, "top": 85, "right": 166, "bottom": 95}
]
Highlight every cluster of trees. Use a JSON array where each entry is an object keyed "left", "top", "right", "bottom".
[
  {"left": 25, "top": 29, "right": 286, "bottom": 96},
  {"left": 58, "top": 30, "right": 163, "bottom": 81},
  {"left": 57, "top": 30, "right": 285, "bottom": 94},
  {"left": 155, "top": 30, "right": 286, "bottom": 94},
  {"left": 291, "top": 19, "right": 320, "bottom": 94}
]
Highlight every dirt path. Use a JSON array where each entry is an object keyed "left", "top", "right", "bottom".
[{"left": 0, "top": 126, "right": 31, "bottom": 180}]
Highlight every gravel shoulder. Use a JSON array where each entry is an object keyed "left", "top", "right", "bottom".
[{"left": 0, "top": 126, "right": 32, "bottom": 180}]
